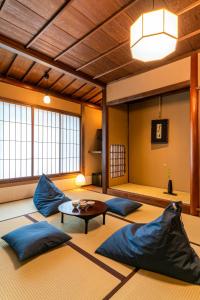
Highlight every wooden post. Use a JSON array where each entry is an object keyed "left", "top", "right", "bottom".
[
  {"left": 81, "top": 103, "right": 85, "bottom": 175},
  {"left": 190, "top": 53, "right": 199, "bottom": 216},
  {"left": 102, "top": 88, "right": 108, "bottom": 194}
]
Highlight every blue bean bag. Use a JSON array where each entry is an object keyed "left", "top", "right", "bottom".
[
  {"left": 96, "top": 202, "right": 200, "bottom": 284},
  {"left": 2, "top": 221, "right": 71, "bottom": 261},
  {"left": 33, "top": 174, "right": 70, "bottom": 216}
]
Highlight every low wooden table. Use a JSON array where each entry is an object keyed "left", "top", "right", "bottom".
[{"left": 58, "top": 200, "right": 108, "bottom": 234}]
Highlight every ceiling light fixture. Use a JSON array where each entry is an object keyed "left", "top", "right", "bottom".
[
  {"left": 42, "top": 71, "right": 51, "bottom": 104},
  {"left": 130, "top": 2, "right": 178, "bottom": 62}
]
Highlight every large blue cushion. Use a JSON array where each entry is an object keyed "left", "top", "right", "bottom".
[
  {"left": 106, "top": 198, "right": 142, "bottom": 216},
  {"left": 2, "top": 221, "right": 71, "bottom": 261},
  {"left": 33, "top": 174, "right": 70, "bottom": 216},
  {"left": 96, "top": 202, "right": 200, "bottom": 284}
]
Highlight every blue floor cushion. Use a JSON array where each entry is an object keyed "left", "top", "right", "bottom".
[
  {"left": 106, "top": 197, "right": 142, "bottom": 216},
  {"left": 96, "top": 202, "right": 200, "bottom": 284},
  {"left": 33, "top": 174, "right": 70, "bottom": 216},
  {"left": 2, "top": 221, "right": 71, "bottom": 261}
]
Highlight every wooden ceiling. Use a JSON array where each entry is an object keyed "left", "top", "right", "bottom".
[{"left": 0, "top": 0, "right": 200, "bottom": 106}]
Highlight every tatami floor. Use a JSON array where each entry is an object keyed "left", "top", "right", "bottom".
[
  {"left": 112, "top": 183, "right": 190, "bottom": 205},
  {"left": 0, "top": 188, "right": 199, "bottom": 299}
]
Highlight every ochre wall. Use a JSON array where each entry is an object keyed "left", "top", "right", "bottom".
[
  {"left": 107, "top": 57, "right": 190, "bottom": 103},
  {"left": 84, "top": 105, "right": 102, "bottom": 176},
  {"left": 0, "top": 82, "right": 102, "bottom": 202},
  {"left": 0, "top": 82, "right": 81, "bottom": 115},
  {"left": 108, "top": 105, "right": 128, "bottom": 187},
  {"left": 129, "top": 91, "right": 190, "bottom": 192}
]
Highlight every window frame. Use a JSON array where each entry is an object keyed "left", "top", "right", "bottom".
[{"left": 0, "top": 98, "right": 82, "bottom": 184}]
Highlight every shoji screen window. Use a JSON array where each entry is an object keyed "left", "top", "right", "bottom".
[
  {"left": 34, "top": 109, "right": 60, "bottom": 175},
  {"left": 60, "top": 114, "right": 80, "bottom": 173},
  {"left": 0, "top": 101, "right": 32, "bottom": 179}
]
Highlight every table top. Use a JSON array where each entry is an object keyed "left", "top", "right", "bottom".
[{"left": 58, "top": 200, "right": 107, "bottom": 217}]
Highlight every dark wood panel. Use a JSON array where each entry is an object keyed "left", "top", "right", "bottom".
[
  {"left": 7, "top": 55, "right": 33, "bottom": 79},
  {"left": 102, "top": 12, "right": 132, "bottom": 43},
  {"left": 90, "top": 92, "right": 103, "bottom": 103},
  {"left": 38, "top": 69, "right": 62, "bottom": 89},
  {"left": 84, "top": 29, "right": 118, "bottom": 53},
  {"left": 83, "top": 57, "right": 118, "bottom": 77},
  {"left": 0, "top": 48, "right": 16, "bottom": 73},
  {"left": 58, "top": 52, "right": 84, "bottom": 69},
  {"left": 23, "top": 63, "right": 49, "bottom": 84},
  {"left": 50, "top": 73, "right": 75, "bottom": 92},
  {"left": 179, "top": 5, "right": 200, "bottom": 37},
  {"left": 0, "top": 18, "right": 33, "bottom": 44},
  {"left": 1, "top": 0, "right": 46, "bottom": 34},
  {"left": 62, "top": 79, "right": 85, "bottom": 95},
  {"left": 38, "top": 24, "right": 76, "bottom": 51},
  {"left": 100, "top": 68, "right": 131, "bottom": 83},
  {"left": 82, "top": 86, "right": 101, "bottom": 100},
  {"left": 164, "top": 0, "right": 195, "bottom": 13},
  {"left": 72, "top": 84, "right": 94, "bottom": 98},
  {"left": 66, "top": 43, "right": 99, "bottom": 64},
  {"left": 54, "top": 5, "right": 95, "bottom": 39},
  {"left": 31, "top": 38, "right": 62, "bottom": 58},
  {"left": 106, "top": 43, "right": 132, "bottom": 65},
  {"left": 17, "top": 0, "right": 65, "bottom": 19},
  {"left": 71, "top": 0, "right": 123, "bottom": 25}
]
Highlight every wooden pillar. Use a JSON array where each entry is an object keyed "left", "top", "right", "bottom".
[
  {"left": 81, "top": 103, "right": 85, "bottom": 175},
  {"left": 102, "top": 87, "right": 108, "bottom": 194},
  {"left": 190, "top": 53, "right": 199, "bottom": 216}
]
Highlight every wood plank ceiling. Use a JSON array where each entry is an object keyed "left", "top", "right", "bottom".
[{"left": 0, "top": 0, "right": 200, "bottom": 106}]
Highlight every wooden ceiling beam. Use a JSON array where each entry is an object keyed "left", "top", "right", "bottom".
[
  {"left": 0, "top": 34, "right": 105, "bottom": 88},
  {"left": 76, "top": 40, "right": 129, "bottom": 71},
  {"left": 84, "top": 91, "right": 102, "bottom": 102},
  {"left": 54, "top": 0, "right": 138, "bottom": 61},
  {"left": 48, "top": 73, "right": 65, "bottom": 89},
  {"left": 71, "top": 83, "right": 87, "bottom": 96},
  {"left": 36, "top": 68, "right": 51, "bottom": 86},
  {"left": 0, "top": 75, "right": 102, "bottom": 109},
  {"left": 26, "top": 0, "right": 73, "bottom": 48},
  {"left": 80, "top": 86, "right": 96, "bottom": 99},
  {"left": 21, "top": 61, "right": 36, "bottom": 81},
  {"left": 60, "top": 79, "right": 76, "bottom": 94},
  {"left": 177, "top": 0, "right": 200, "bottom": 15},
  {"left": 5, "top": 53, "right": 17, "bottom": 75}
]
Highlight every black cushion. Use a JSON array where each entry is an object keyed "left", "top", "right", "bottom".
[
  {"left": 33, "top": 174, "right": 70, "bottom": 216},
  {"left": 96, "top": 202, "right": 200, "bottom": 284},
  {"left": 2, "top": 221, "right": 71, "bottom": 261},
  {"left": 106, "top": 197, "right": 142, "bottom": 216}
]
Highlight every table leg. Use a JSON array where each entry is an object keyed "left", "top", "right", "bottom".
[
  {"left": 103, "top": 213, "right": 106, "bottom": 225},
  {"left": 85, "top": 220, "right": 89, "bottom": 234},
  {"left": 61, "top": 213, "right": 64, "bottom": 223}
]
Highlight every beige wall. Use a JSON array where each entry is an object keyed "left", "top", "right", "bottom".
[
  {"left": 108, "top": 105, "right": 128, "bottom": 186},
  {"left": 84, "top": 106, "right": 102, "bottom": 176},
  {"left": 129, "top": 91, "right": 190, "bottom": 192},
  {"left": 0, "top": 82, "right": 101, "bottom": 203},
  {"left": 107, "top": 57, "right": 190, "bottom": 103}
]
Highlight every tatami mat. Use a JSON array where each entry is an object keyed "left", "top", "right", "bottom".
[
  {"left": 0, "top": 198, "right": 36, "bottom": 222},
  {"left": 112, "top": 183, "right": 190, "bottom": 204},
  {"left": 30, "top": 211, "right": 134, "bottom": 277},
  {"left": 0, "top": 238, "right": 119, "bottom": 300}
]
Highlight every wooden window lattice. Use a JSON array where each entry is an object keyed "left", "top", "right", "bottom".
[{"left": 110, "top": 144, "right": 125, "bottom": 178}]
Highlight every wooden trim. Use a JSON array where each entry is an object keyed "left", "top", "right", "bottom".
[
  {"left": 76, "top": 40, "right": 129, "bottom": 71},
  {"left": 48, "top": 73, "right": 65, "bottom": 89},
  {"left": 0, "top": 75, "right": 102, "bottom": 109},
  {"left": 54, "top": 0, "right": 138, "bottom": 61},
  {"left": 107, "top": 188, "right": 190, "bottom": 214},
  {"left": 190, "top": 53, "right": 199, "bottom": 216},
  {"left": 36, "top": 68, "right": 51, "bottom": 86},
  {"left": 26, "top": 1, "right": 72, "bottom": 48},
  {"left": 5, "top": 54, "right": 17, "bottom": 74},
  {"left": 102, "top": 88, "right": 108, "bottom": 193},
  {"left": 85, "top": 91, "right": 102, "bottom": 102},
  {"left": 107, "top": 81, "right": 190, "bottom": 106},
  {"left": 0, "top": 173, "right": 79, "bottom": 188},
  {"left": 81, "top": 103, "right": 85, "bottom": 175},
  {"left": 179, "top": 29, "right": 200, "bottom": 42},
  {"left": 177, "top": 0, "right": 200, "bottom": 15},
  {"left": 71, "top": 83, "right": 87, "bottom": 96},
  {"left": 60, "top": 79, "right": 77, "bottom": 94},
  {"left": 0, "top": 34, "right": 105, "bottom": 88}
]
